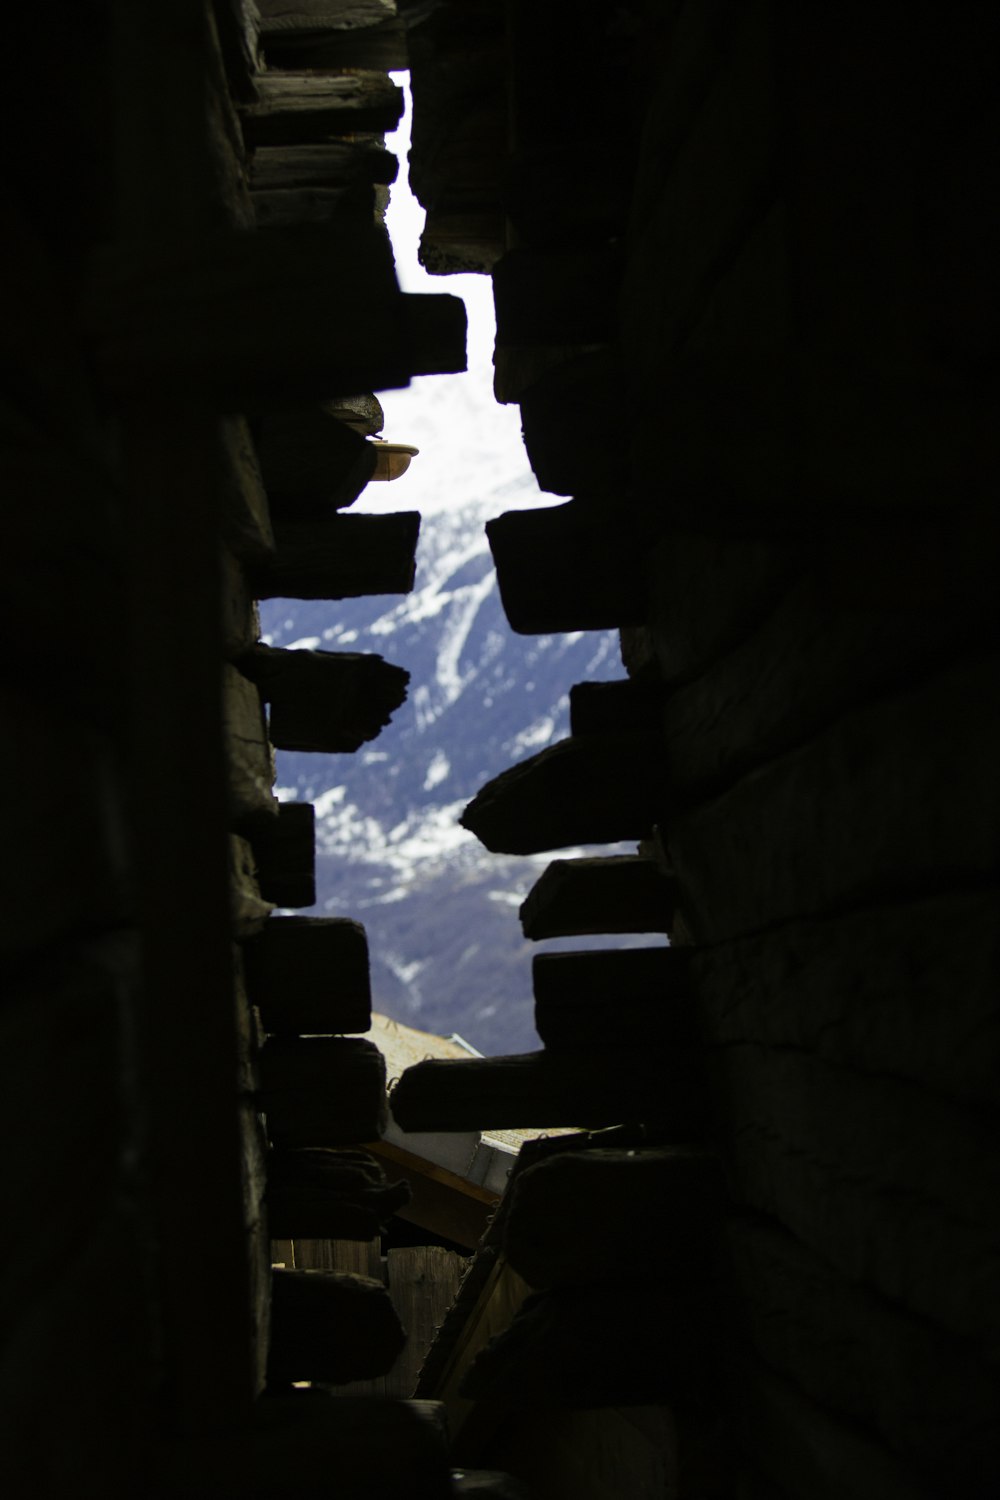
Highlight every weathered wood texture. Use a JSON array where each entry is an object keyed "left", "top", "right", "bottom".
[
  {"left": 569, "top": 679, "right": 665, "bottom": 737},
  {"left": 404, "top": 0, "right": 506, "bottom": 274},
  {"left": 254, "top": 511, "right": 420, "bottom": 599},
  {"left": 251, "top": 799, "right": 316, "bottom": 909},
  {"left": 251, "top": 181, "right": 375, "bottom": 229},
  {"left": 241, "top": 71, "right": 404, "bottom": 145},
  {"left": 386, "top": 1245, "right": 467, "bottom": 1399},
  {"left": 268, "top": 1268, "right": 405, "bottom": 1384},
  {"left": 461, "top": 734, "right": 667, "bottom": 855},
  {"left": 259, "top": 1037, "right": 388, "bottom": 1145},
  {"left": 520, "top": 855, "right": 676, "bottom": 939},
  {"left": 725, "top": 1213, "right": 1000, "bottom": 1494},
  {"left": 504, "top": 1146, "right": 721, "bottom": 1289},
  {"left": 244, "top": 915, "right": 371, "bottom": 1035},
  {"left": 667, "top": 654, "right": 1000, "bottom": 943},
  {"left": 223, "top": 662, "right": 279, "bottom": 825},
  {"left": 266, "top": 1147, "right": 410, "bottom": 1239},
  {"left": 390, "top": 1050, "right": 708, "bottom": 1134},
  {"left": 215, "top": 414, "right": 275, "bottom": 562},
  {"left": 652, "top": 521, "right": 999, "bottom": 798},
  {"left": 690, "top": 887, "right": 999, "bottom": 1110},
  {"left": 257, "top": 2, "right": 408, "bottom": 72},
  {"left": 255, "top": 407, "right": 377, "bottom": 509},
  {"left": 230, "top": 833, "right": 275, "bottom": 937},
  {"left": 88, "top": 223, "right": 466, "bottom": 404},
  {"left": 533, "top": 946, "right": 696, "bottom": 1052},
  {"left": 486, "top": 503, "right": 646, "bottom": 633},
  {"left": 460, "top": 1279, "right": 713, "bottom": 1409},
  {"left": 240, "top": 643, "right": 409, "bottom": 752},
  {"left": 249, "top": 140, "right": 398, "bottom": 192},
  {"left": 709, "top": 1043, "right": 1000, "bottom": 1353}
]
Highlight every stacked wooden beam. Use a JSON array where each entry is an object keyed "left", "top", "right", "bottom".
[{"left": 393, "top": 5, "right": 1000, "bottom": 1496}]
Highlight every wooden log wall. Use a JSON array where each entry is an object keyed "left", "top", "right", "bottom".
[
  {"left": 395, "top": 4, "right": 1000, "bottom": 1497},
  {"left": 2, "top": 1, "right": 490, "bottom": 1495}
]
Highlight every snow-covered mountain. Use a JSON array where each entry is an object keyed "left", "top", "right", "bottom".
[{"left": 260, "top": 488, "right": 630, "bottom": 1055}]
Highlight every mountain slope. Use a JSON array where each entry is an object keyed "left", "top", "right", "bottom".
[{"left": 260, "top": 490, "right": 646, "bottom": 1054}]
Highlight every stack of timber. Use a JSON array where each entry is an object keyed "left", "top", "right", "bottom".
[{"left": 395, "top": 5, "right": 1000, "bottom": 1496}]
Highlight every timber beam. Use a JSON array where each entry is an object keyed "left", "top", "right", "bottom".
[
  {"left": 533, "top": 947, "right": 696, "bottom": 1052},
  {"left": 258, "top": 1036, "right": 388, "bottom": 1146},
  {"left": 269, "top": 1267, "right": 405, "bottom": 1384},
  {"left": 254, "top": 511, "right": 420, "bottom": 599},
  {"left": 485, "top": 502, "right": 647, "bottom": 634},
  {"left": 240, "top": 73, "right": 405, "bottom": 147},
  {"left": 389, "top": 1050, "right": 708, "bottom": 1134},
  {"left": 503, "top": 1145, "right": 722, "bottom": 1289},
  {"left": 520, "top": 855, "right": 676, "bottom": 939},
  {"left": 255, "top": 407, "right": 377, "bottom": 510},
  {"left": 266, "top": 1146, "right": 411, "bottom": 1240},
  {"left": 243, "top": 916, "right": 371, "bottom": 1036},
  {"left": 240, "top": 643, "right": 409, "bottom": 753},
  {"left": 250, "top": 801, "right": 316, "bottom": 910},
  {"left": 460, "top": 733, "right": 667, "bottom": 855}
]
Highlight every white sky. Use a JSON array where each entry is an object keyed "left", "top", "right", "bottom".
[{"left": 353, "top": 75, "right": 544, "bottom": 516}]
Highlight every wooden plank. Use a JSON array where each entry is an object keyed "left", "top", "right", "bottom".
[
  {"left": 517, "top": 350, "right": 626, "bottom": 498},
  {"left": 569, "top": 679, "right": 665, "bottom": 737},
  {"left": 262, "top": 18, "right": 410, "bottom": 73},
  {"left": 222, "top": 662, "right": 279, "bottom": 825},
  {"left": 654, "top": 518, "right": 998, "bottom": 798},
  {"left": 220, "top": 540, "right": 261, "bottom": 660},
  {"left": 267, "top": 1148, "right": 410, "bottom": 1239},
  {"left": 241, "top": 72, "right": 404, "bottom": 146},
  {"left": 503, "top": 1146, "right": 721, "bottom": 1290},
  {"left": 251, "top": 182, "right": 373, "bottom": 229},
  {"left": 725, "top": 1213, "right": 1000, "bottom": 1495},
  {"left": 667, "top": 653, "right": 1000, "bottom": 943},
  {"left": 460, "top": 733, "right": 667, "bottom": 855},
  {"left": 89, "top": 222, "right": 465, "bottom": 405},
  {"left": 254, "top": 511, "right": 420, "bottom": 599},
  {"left": 110, "top": 0, "right": 260, "bottom": 1434},
  {"left": 215, "top": 414, "right": 275, "bottom": 563},
  {"left": 533, "top": 947, "right": 696, "bottom": 1053},
  {"left": 259, "top": 1036, "right": 388, "bottom": 1145},
  {"left": 520, "top": 855, "right": 676, "bottom": 940},
  {"left": 485, "top": 502, "right": 646, "bottom": 633},
  {"left": 240, "top": 643, "right": 409, "bottom": 753},
  {"left": 249, "top": 140, "right": 399, "bottom": 191},
  {"left": 244, "top": 915, "right": 371, "bottom": 1035},
  {"left": 690, "top": 887, "right": 999, "bottom": 1111},
  {"left": 709, "top": 1042, "right": 1000, "bottom": 1352},
  {"left": 229, "top": 833, "right": 275, "bottom": 937},
  {"left": 255, "top": 406, "right": 376, "bottom": 510},
  {"left": 386, "top": 1245, "right": 467, "bottom": 1399},
  {"left": 250, "top": 799, "right": 316, "bottom": 908},
  {"left": 368, "top": 1142, "right": 495, "bottom": 1252},
  {"left": 389, "top": 1050, "right": 708, "bottom": 1135},
  {"left": 268, "top": 1267, "right": 405, "bottom": 1383},
  {"left": 643, "top": 530, "right": 801, "bottom": 688}
]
